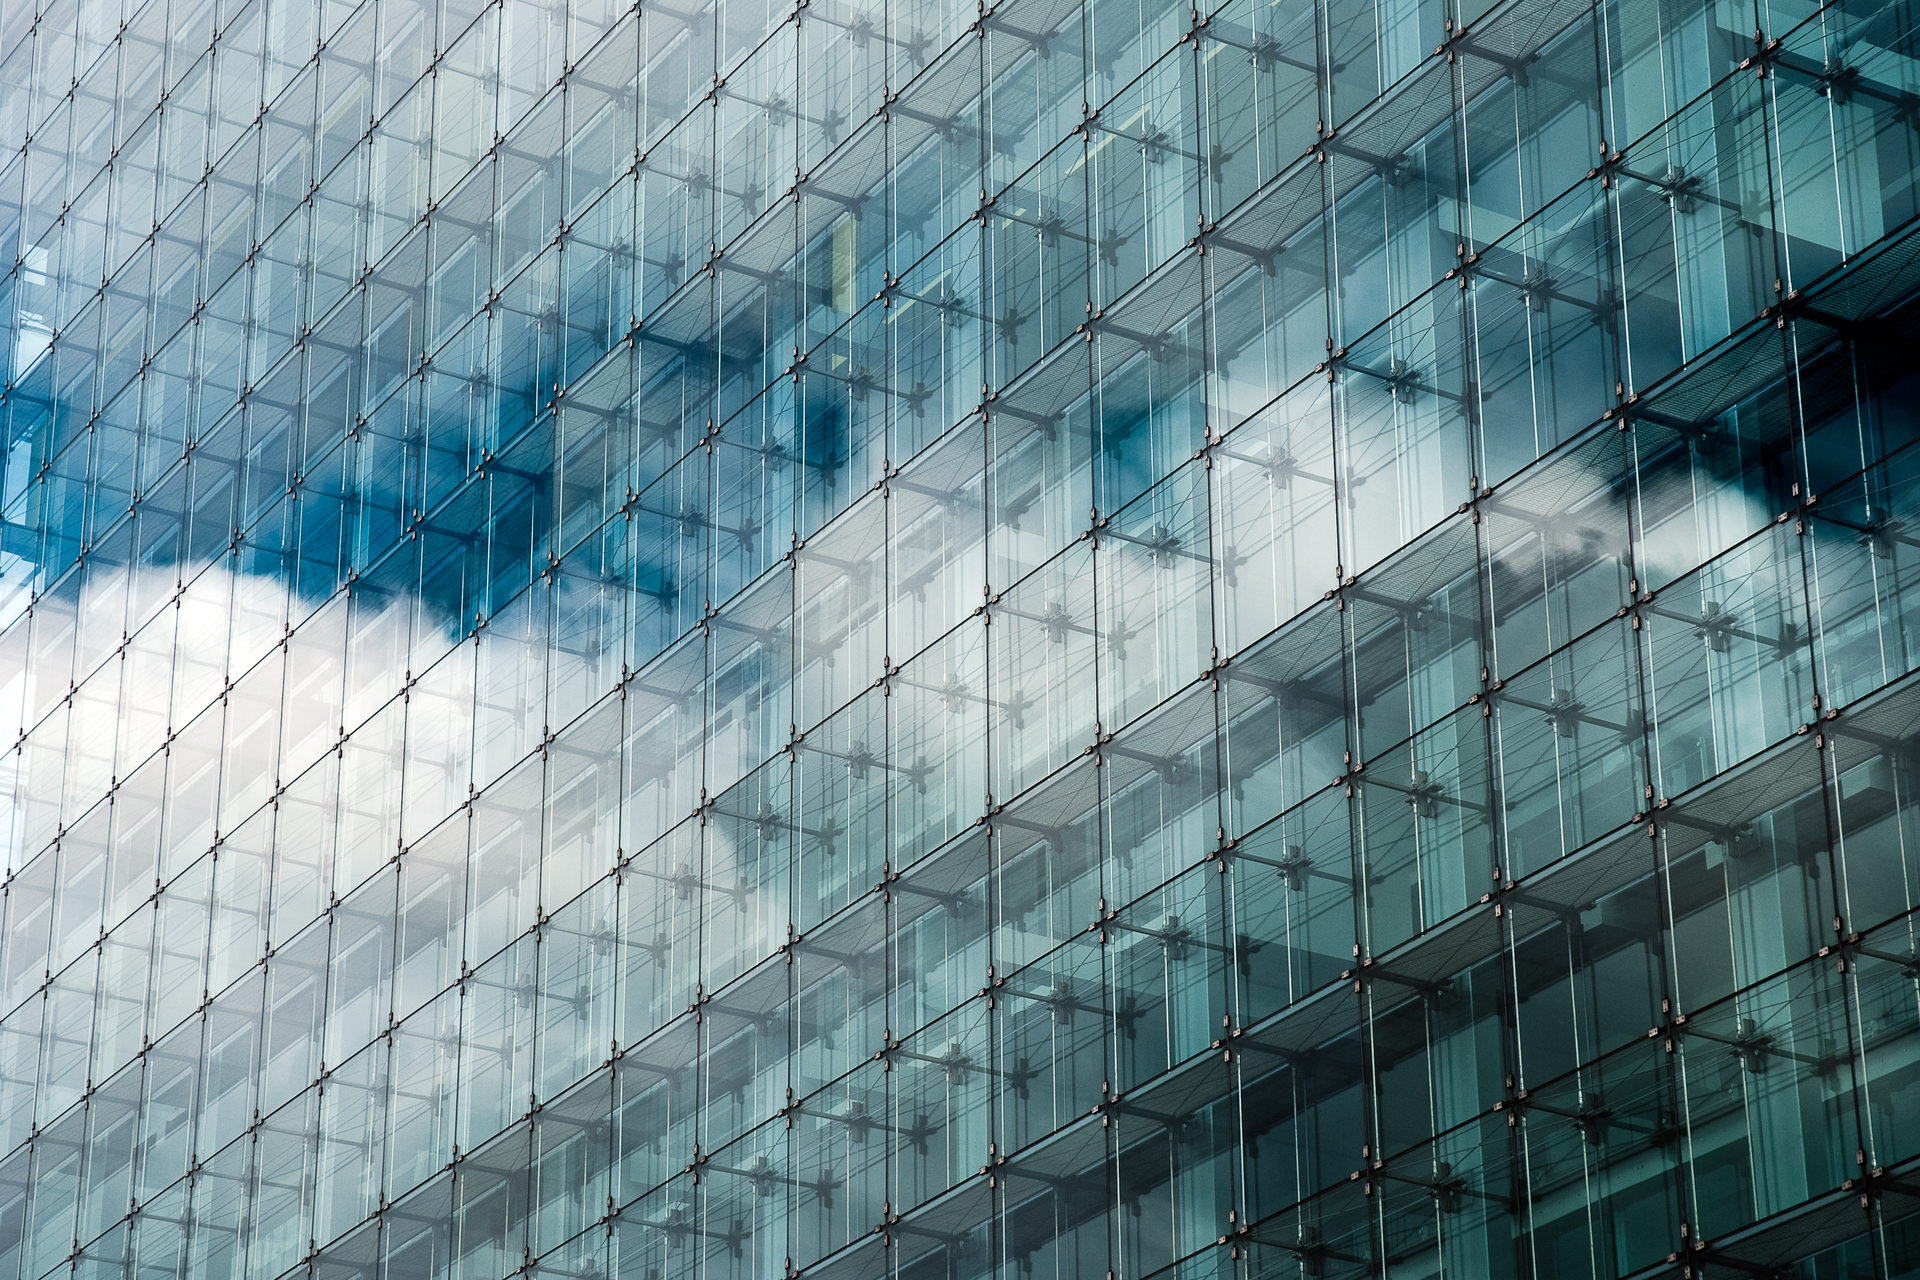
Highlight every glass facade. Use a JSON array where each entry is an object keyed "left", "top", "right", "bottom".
[{"left": 5, "top": 0, "right": 1920, "bottom": 1273}]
